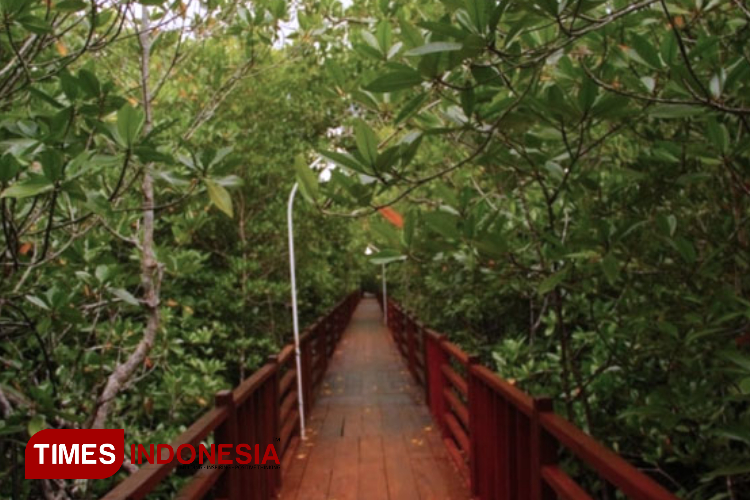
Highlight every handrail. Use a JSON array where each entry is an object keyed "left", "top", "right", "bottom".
[
  {"left": 103, "top": 291, "right": 360, "bottom": 500},
  {"left": 379, "top": 295, "right": 678, "bottom": 500}
]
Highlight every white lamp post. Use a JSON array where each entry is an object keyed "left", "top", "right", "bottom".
[{"left": 287, "top": 158, "right": 324, "bottom": 440}]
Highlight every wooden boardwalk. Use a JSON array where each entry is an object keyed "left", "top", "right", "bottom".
[
  {"left": 280, "top": 298, "right": 470, "bottom": 500},
  {"left": 102, "top": 293, "right": 677, "bottom": 500}
]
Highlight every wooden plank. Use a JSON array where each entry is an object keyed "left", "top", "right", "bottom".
[
  {"left": 279, "top": 405, "right": 328, "bottom": 500},
  {"left": 328, "top": 436, "right": 360, "bottom": 500},
  {"left": 361, "top": 405, "right": 382, "bottom": 436},
  {"left": 383, "top": 436, "right": 419, "bottom": 500},
  {"left": 358, "top": 436, "right": 389, "bottom": 500},
  {"left": 380, "top": 404, "right": 405, "bottom": 436},
  {"left": 411, "top": 457, "right": 463, "bottom": 500},
  {"left": 318, "top": 406, "right": 346, "bottom": 438},
  {"left": 344, "top": 406, "right": 364, "bottom": 437},
  {"left": 294, "top": 431, "right": 336, "bottom": 500},
  {"left": 402, "top": 431, "right": 433, "bottom": 460}
]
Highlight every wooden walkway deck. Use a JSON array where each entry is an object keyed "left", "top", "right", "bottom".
[
  {"left": 280, "top": 298, "right": 470, "bottom": 500},
  {"left": 102, "top": 293, "right": 677, "bottom": 500}
]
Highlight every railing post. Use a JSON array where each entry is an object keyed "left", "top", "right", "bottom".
[
  {"left": 531, "top": 397, "right": 556, "bottom": 500},
  {"left": 266, "top": 355, "right": 281, "bottom": 496},
  {"left": 426, "top": 332, "right": 449, "bottom": 437},
  {"left": 215, "top": 390, "right": 240, "bottom": 500},
  {"left": 467, "top": 356, "right": 480, "bottom": 497},
  {"left": 236, "top": 392, "right": 251, "bottom": 498}
]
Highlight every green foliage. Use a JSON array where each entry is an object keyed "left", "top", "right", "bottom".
[
  {"left": 0, "top": 2, "right": 368, "bottom": 497},
  {"left": 294, "top": 154, "right": 319, "bottom": 203},
  {"left": 204, "top": 179, "right": 234, "bottom": 217},
  {"left": 116, "top": 105, "right": 145, "bottom": 148},
  {"left": 313, "top": 0, "right": 750, "bottom": 497}
]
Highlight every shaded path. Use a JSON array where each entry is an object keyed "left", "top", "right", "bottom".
[{"left": 280, "top": 298, "right": 470, "bottom": 500}]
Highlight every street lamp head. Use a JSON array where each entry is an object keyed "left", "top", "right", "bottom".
[
  {"left": 319, "top": 168, "right": 332, "bottom": 182},
  {"left": 309, "top": 157, "right": 334, "bottom": 184}
]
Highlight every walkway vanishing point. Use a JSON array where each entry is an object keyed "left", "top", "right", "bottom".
[
  {"left": 104, "top": 293, "right": 679, "bottom": 500},
  {"left": 279, "top": 298, "right": 469, "bottom": 500}
]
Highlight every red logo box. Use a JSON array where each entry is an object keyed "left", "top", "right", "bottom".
[{"left": 25, "top": 429, "right": 124, "bottom": 479}]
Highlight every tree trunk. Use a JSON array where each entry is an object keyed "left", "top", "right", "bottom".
[{"left": 91, "top": 7, "right": 159, "bottom": 430}]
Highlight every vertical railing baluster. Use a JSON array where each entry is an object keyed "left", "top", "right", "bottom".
[
  {"left": 250, "top": 389, "right": 261, "bottom": 500},
  {"left": 517, "top": 409, "right": 531, "bottom": 500},
  {"left": 467, "top": 357, "right": 480, "bottom": 498},
  {"left": 214, "top": 390, "right": 240, "bottom": 500},
  {"left": 499, "top": 398, "right": 510, "bottom": 500},
  {"left": 266, "top": 355, "right": 280, "bottom": 497},
  {"left": 238, "top": 393, "right": 251, "bottom": 498},
  {"left": 490, "top": 392, "right": 500, "bottom": 500},
  {"left": 509, "top": 405, "right": 519, "bottom": 499},
  {"left": 426, "top": 332, "right": 449, "bottom": 437},
  {"left": 531, "top": 397, "right": 555, "bottom": 500}
]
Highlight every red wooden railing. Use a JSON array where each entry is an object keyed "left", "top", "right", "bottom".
[
  {"left": 102, "top": 291, "right": 360, "bottom": 500},
  {"left": 381, "top": 296, "right": 678, "bottom": 500}
]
